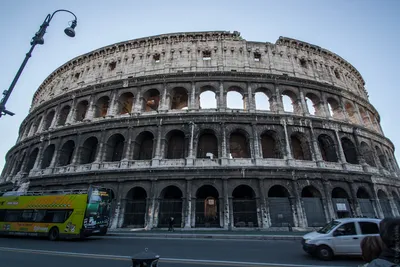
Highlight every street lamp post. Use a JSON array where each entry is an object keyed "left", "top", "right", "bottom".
[{"left": 0, "top": 9, "right": 78, "bottom": 118}]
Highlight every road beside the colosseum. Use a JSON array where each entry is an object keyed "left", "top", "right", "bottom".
[{"left": 0, "top": 235, "right": 364, "bottom": 267}]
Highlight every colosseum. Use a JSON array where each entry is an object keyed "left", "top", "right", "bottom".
[{"left": 1, "top": 31, "right": 399, "bottom": 230}]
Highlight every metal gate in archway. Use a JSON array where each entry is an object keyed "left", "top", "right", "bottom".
[
  {"left": 380, "top": 199, "right": 393, "bottom": 218},
  {"left": 302, "top": 198, "right": 326, "bottom": 227},
  {"left": 359, "top": 199, "right": 376, "bottom": 218},
  {"left": 195, "top": 198, "right": 221, "bottom": 227},
  {"left": 269, "top": 198, "right": 294, "bottom": 227},
  {"left": 124, "top": 199, "right": 147, "bottom": 228},
  {"left": 158, "top": 199, "right": 182, "bottom": 228},
  {"left": 232, "top": 199, "right": 258, "bottom": 227}
]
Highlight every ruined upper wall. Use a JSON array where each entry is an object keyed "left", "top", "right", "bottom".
[{"left": 30, "top": 31, "right": 368, "bottom": 111}]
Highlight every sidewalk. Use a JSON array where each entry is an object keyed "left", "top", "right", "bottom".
[{"left": 108, "top": 228, "right": 309, "bottom": 241}]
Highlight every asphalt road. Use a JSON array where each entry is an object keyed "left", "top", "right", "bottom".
[{"left": 0, "top": 235, "right": 364, "bottom": 267}]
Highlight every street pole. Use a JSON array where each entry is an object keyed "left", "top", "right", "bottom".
[{"left": 0, "top": 9, "right": 78, "bottom": 118}]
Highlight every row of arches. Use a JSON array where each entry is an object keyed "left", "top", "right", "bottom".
[
  {"left": 6, "top": 127, "right": 396, "bottom": 177},
  {"left": 21, "top": 84, "right": 380, "bottom": 140},
  {"left": 122, "top": 183, "right": 400, "bottom": 228}
]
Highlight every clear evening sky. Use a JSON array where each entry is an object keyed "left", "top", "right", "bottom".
[{"left": 0, "top": 0, "right": 399, "bottom": 173}]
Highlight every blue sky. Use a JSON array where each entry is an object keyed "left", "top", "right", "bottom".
[{"left": 0, "top": 0, "right": 399, "bottom": 173}]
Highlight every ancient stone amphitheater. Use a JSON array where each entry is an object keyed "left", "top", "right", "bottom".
[{"left": 1, "top": 31, "right": 399, "bottom": 230}]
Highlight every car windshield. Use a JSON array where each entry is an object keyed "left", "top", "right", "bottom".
[{"left": 317, "top": 220, "right": 341, "bottom": 234}]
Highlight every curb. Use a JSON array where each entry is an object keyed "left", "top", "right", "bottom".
[{"left": 107, "top": 232, "right": 303, "bottom": 241}]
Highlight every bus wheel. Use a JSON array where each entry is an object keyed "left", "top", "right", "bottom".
[{"left": 48, "top": 227, "right": 59, "bottom": 241}]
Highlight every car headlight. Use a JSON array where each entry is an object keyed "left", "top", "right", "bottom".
[{"left": 304, "top": 239, "right": 311, "bottom": 244}]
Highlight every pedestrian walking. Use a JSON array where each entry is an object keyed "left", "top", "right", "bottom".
[
  {"left": 367, "top": 218, "right": 400, "bottom": 267},
  {"left": 168, "top": 216, "right": 174, "bottom": 232},
  {"left": 358, "top": 236, "right": 384, "bottom": 267}
]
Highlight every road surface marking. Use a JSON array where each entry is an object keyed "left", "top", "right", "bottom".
[{"left": 0, "top": 246, "right": 349, "bottom": 267}]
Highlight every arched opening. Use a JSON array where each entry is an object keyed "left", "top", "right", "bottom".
[
  {"left": 282, "top": 90, "right": 300, "bottom": 114},
  {"left": 118, "top": 92, "right": 134, "bottom": 114},
  {"left": 165, "top": 130, "right": 186, "bottom": 159},
  {"left": 13, "top": 152, "right": 26, "bottom": 175},
  {"left": 341, "top": 138, "right": 358, "bottom": 164},
  {"left": 227, "top": 91, "right": 245, "bottom": 109},
  {"left": 301, "top": 186, "right": 326, "bottom": 227},
  {"left": 57, "top": 140, "right": 75, "bottom": 166},
  {"left": 345, "top": 101, "right": 359, "bottom": 124},
  {"left": 360, "top": 142, "right": 376, "bottom": 167},
  {"left": 305, "top": 93, "right": 320, "bottom": 116},
  {"left": 261, "top": 131, "right": 281, "bottom": 159},
  {"left": 105, "top": 134, "right": 125, "bottom": 162},
  {"left": 41, "top": 144, "right": 55, "bottom": 169},
  {"left": 133, "top": 131, "right": 154, "bottom": 160},
  {"left": 359, "top": 107, "right": 371, "bottom": 127},
  {"left": 375, "top": 146, "right": 387, "bottom": 169},
  {"left": 42, "top": 110, "right": 55, "bottom": 131},
  {"left": 142, "top": 89, "right": 160, "bottom": 112},
  {"left": 318, "top": 134, "right": 338, "bottom": 162},
  {"left": 332, "top": 187, "right": 352, "bottom": 218},
  {"left": 327, "top": 98, "right": 340, "bottom": 119},
  {"left": 79, "top": 137, "right": 98, "bottom": 164},
  {"left": 291, "top": 132, "right": 312, "bottom": 161},
  {"left": 229, "top": 131, "right": 250, "bottom": 158},
  {"left": 199, "top": 90, "right": 217, "bottom": 109},
  {"left": 31, "top": 116, "right": 42, "bottom": 134},
  {"left": 195, "top": 185, "right": 220, "bottom": 227},
  {"left": 94, "top": 96, "right": 110, "bottom": 118},
  {"left": 170, "top": 87, "right": 188, "bottom": 110},
  {"left": 255, "top": 91, "right": 270, "bottom": 111},
  {"left": 75, "top": 100, "right": 89, "bottom": 122},
  {"left": 197, "top": 131, "right": 218, "bottom": 159},
  {"left": 357, "top": 187, "right": 375, "bottom": 218},
  {"left": 378, "top": 190, "right": 393, "bottom": 218},
  {"left": 57, "top": 105, "right": 71, "bottom": 126},
  {"left": 158, "top": 185, "right": 183, "bottom": 228},
  {"left": 232, "top": 185, "right": 258, "bottom": 227},
  {"left": 268, "top": 185, "right": 293, "bottom": 227},
  {"left": 25, "top": 148, "right": 39, "bottom": 172},
  {"left": 124, "top": 187, "right": 147, "bottom": 228}
]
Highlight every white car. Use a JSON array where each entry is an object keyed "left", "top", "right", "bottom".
[{"left": 301, "top": 218, "right": 381, "bottom": 260}]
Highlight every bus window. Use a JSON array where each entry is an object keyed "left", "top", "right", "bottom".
[
  {"left": 0, "top": 210, "right": 5, "bottom": 221},
  {"left": 5, "top": 210, "right": 22, "bottom": 222},
  {"left": 34, "top": 210, "right": 46, "bottom": 222},
  {"left": 42, "top": 210, "right": 73, "bottom": 223},
  {"left": 21, "top": 210, "right": 35, "bottom": 222}
]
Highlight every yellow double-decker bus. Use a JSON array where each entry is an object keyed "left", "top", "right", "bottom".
[{"left": 0, "top": 185, "right": 112, "bottom": 240}]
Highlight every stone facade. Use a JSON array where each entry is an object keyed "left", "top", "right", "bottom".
[{"left": 1, "top": 31, "right": 399, "bottom": 230}]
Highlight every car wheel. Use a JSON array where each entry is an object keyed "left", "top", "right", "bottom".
[
  {"left": 48, "top": 227, "right": 59, "bottom": 241},
  {"left": 316, "top": 245, "right": 333, "bottom": 261}
]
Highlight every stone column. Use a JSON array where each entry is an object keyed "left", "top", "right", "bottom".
[
  {"left": 133, "top": 88, "right": 142, "bottom": 114},
  {"left": 323, "top": 181, "right": 336, "bottom": 220},
  {"left": 334, "top": 130, "right": 347, "bottom": 164},
  {"left": 186, "top": 122, "right": 195, "bottom": 165},
  {"left": 184, "top": 179, "right": 192, "bottom": 228},
  {"left": 349, "top": 182, "right": 362, "bottom": 217},
  {"left": 339, "top": 97, "right": 350, "bottom": 122},
  {"left": 84, "top": 95, "right": 96, "bottom": 121},
  {"left": 189, "top": 82, "right": 197, "bottom": 110},
  {"left": 107, "top": 90, "right": 118, "bottom": 117},
  {"left": 274, "top": 84, "right": 284, "bottom": 113},
  {"left": 292, "top": 180, "right": 307, "bottom": 228},
  {"left": 160, "top": 83, "right": 169, "bottom": 111},
  {"left": 50, "top": 104, "right": 60, "bottom": 129},
  {"left": 251, "top": 123, "right": 261, "bottom": 159},
  {"left": 218, "top": 81, "right": 226, "bottom": 110},
  {"left": 220, "top": 122, "right": 228, "bottom": 164},
  {"left": 93, "top": 131, "right": 106, "bottom": 167},
  {"left": 66, "top": 98, "right": 77, "bottom": 125},
  {"left": 299, "top": 89, "right": 309, "bottom": 116},
  {"left": 70, "top": 134, "right": 82, "bottom": 165},
  {"left": 32, "top": 142, "right": 46, "bottom": 171},
  {"left": 152, "top": 124, "right": 163, "bottom": 166},
  {"left": 352, "top": 128, "right": 366, "bottom": 166},
  {"left": 222, "top": 179, "right": 230, "bottom": 229},
  {"left": 123, "top": 127, "right": 133, "bottom": 160},
  {"left": 282, "top": 119, "right": 293, "bottom": 161},
  {"left": 145, "top": 180, "right": 157, "bottom": 229},
  {"left": 354, "top": 102, "right": 363, "bottom": 125},
  {"left": 309, "top": 122, "right": 323, "bottom": 165},
  {"left": 247, "top": 83, "right": 255, "bottom": 112},
  {"left": 258, "top": 179, "right": 268, "bottom": 228},
  {"left": 49, "top": 138, "right": 63, "bottom": 168}
]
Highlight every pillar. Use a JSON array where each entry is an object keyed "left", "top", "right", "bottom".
[
  {"left": 49, "top": 138, "right": 63, "bottom": 168},
  {"left": 189, "top": 82, "right": 197, "bottom": 110},
  {"left": 218, "top": 81, "right": 226, "bottom": 110},
  {"left": 50, "top": 104, "right": 60, "bottom": 129},
  {"left": 282, "top": 119, "right": 293, "bottom": 160},
  {"left": 184, "top": 179, "right": 192, "bottom": 228},
  {"left": 274, "top": 84, "right": 284, "bottom": 113},
  {"left": 66, "top": 98, "right": 77, "bottom": 125},
  {"left": 292, "top": 180, "right": 307, "bottom": 228},
  {"left": 334, "top": 130, "right": 347, "bottom": 164},
  {"left": 349, "top": 182, "right": 362, "bottom": 217},
  {"left": 160, "top": 83, "right": 168, "bottom": 111},
  {"left": 299, "top": 89, "right": 308, "bottom": 116},
  {"left": 107, "top": 90, "right": 118, "bottom": 117},
  {"left": 221, "top": 122, "right": 228, "bottom": 160},
  {"left": 309, "top": 123, "right": 323, "bottom": 164},
  {"left": 70, "top": 134, "right": 82, "bottom": 165},
  {"left": 323, "top": 181, "right": 336, "bottom": 220},
  {"left": 133, "top": 87, "right": 142, "bottom": 113},
  {"left": 222, "top": 179, "right": 230, "bottom": 229},
  {"left": 145, "top": 180, "right": 157, "bottom": 230},
  {"left": 84, "top": 95, "right": 96, "bottom": 121},
  {"left": 258, "top": 179, "right": 268, "bottom": 228},
  {"left": 369, "top": 184, "right": 384, "bottom": 218},
  {"left": 247, "top": 83, "right": 255, "bottom": 111},
  {"left": 252, "top": 123, "right": 261, "bottom": 159}
]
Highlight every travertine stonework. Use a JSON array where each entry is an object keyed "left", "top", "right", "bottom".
[{"left": 1, "top": 31, "right": 399, "bottom": 230}]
